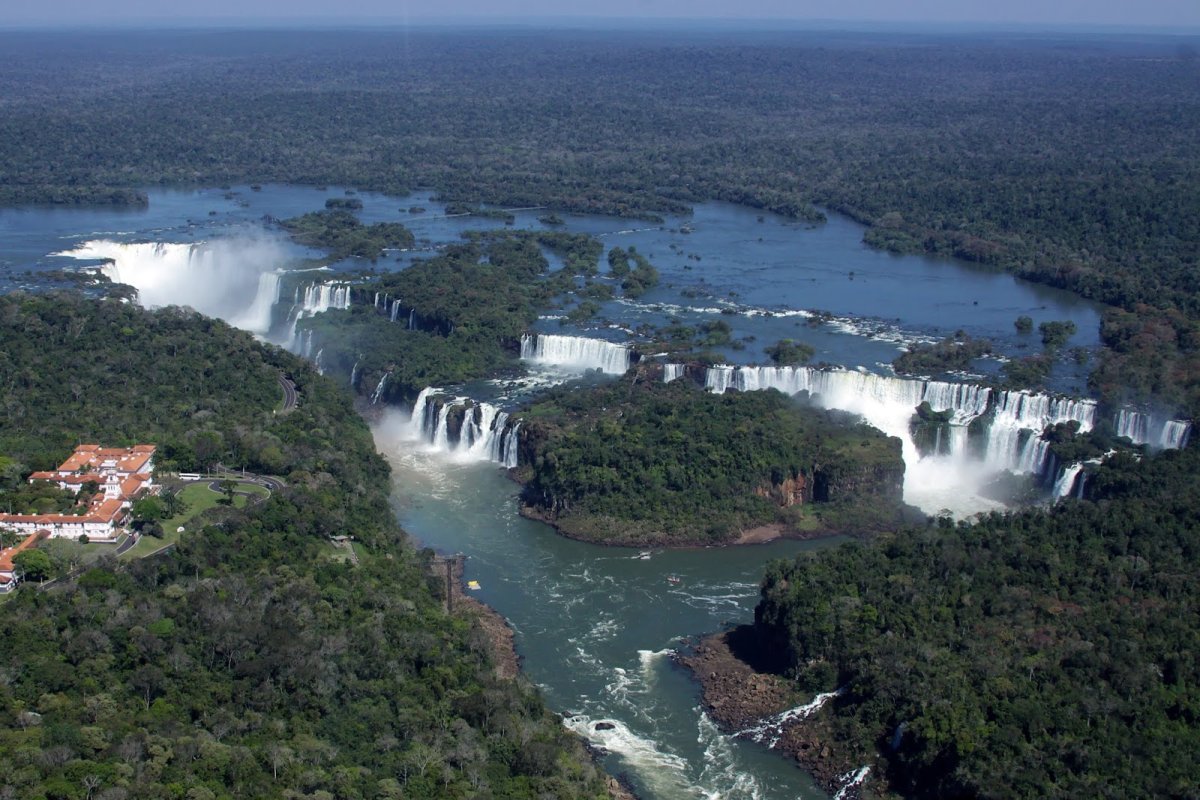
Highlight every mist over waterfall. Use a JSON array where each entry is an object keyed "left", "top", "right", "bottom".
[
  {"left": 521, "top": 334, "right": 630, "bottom": 374},
  {"left": 407, "top": 388, "right": 522, "bottom": 467},
  {"left": 703, "top": 364, "right": 1187, "bottom": 516},
  {"left": 58, "top": 239, "right": 289, "bottom": 335}
]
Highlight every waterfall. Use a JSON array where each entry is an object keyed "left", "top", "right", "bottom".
[
  {"left": 983, "top": 390, "right": 1096, "bottom": 474},
  {"left": 409, "top": 308, "right": 416, "bottom": 330},
  {"left": 1161, "top": 420, "right": 1191, "bottom": 449},
  {"left": 702, "top": 365, "right": 1110, "bottom": 476},
  {"left": 350, "top": 360, "right": 360, "bottom": 389},
  {"left": 229, "top": 270, "right": 283, "bottom": 334},
  {"left": 501, "top": 420, "right": 522, "bottom": 468},
  {"left": 57, "top": 239, "right": 289, "bottom": 336},
  {"left": 371, "top": 373, "right": 389, "bottom": 405},
  {"left": 406, "top": 389, "right": 522, "bottom": 466},
  {"left": 314, "top": 348, "right": 324, "bottom": 376},
  {"left": 1053, "top": 463, "right": 1084, "bottom": 498},
  {"left": 663, "top": 364, "right": 685, "bottom": 383},
  {"left": 299, "top": 281, "right": 351, "bottom": 314},
  {"left": 1115, "top": 409, "right": 1192, "bottom": 449},
  {"left": 374, "top": 291, "right": 380, "bottom": 309},
  {"left": 521, "top": 334, "right": 630, "bottom": 374},
  {"left": 701, "top": 365, "right": 1123, "bottom": 514},
  {"left": 287, "top": 280, "right": 353, "bottom": 350},
  {"left": 390, "top": 299, "right": 401, "bottom": 322}
]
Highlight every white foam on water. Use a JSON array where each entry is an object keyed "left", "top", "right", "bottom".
[
  {"left": 696, "top": 712, "right": 769, "bottom": 800},
  {"left": 562, "top": 715, "right": 698, "bottom": 797},
  {"left": 833, "top": 766, "right": 871, "bottom": 800},
  {"left": 738, "top": 689, "right": 844, "bottom": 749}
]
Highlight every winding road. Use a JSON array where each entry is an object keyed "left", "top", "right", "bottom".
[{"left": 278, "top": 372, "right": 298, "bottom": 413}]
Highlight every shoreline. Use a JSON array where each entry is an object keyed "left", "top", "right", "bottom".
[
  {"left": 518, "top": 503, "right": 860, "bottom": 549},
  {"left": 675, "top": 627, "right": 877, "bottom": 800}
]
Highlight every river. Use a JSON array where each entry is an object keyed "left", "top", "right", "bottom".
[{"left": 0, "top": 184, "right": 1124, "bottom": 798}]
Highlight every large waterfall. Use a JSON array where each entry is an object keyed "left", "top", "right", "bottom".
[
  {"left": 58, "top": 239, "right": 288, "bottom": 335},
  {"left": 521, "top": 334, "right": 631, "bottom": 374},
  {"left": 407, "top": 388, "right": 522, "bottom": 467},
  {"left": 663, "top": 364, "right": 685, "bottom": 383},
  {"left": 702, "top": 364, "right": 1190, "bottom": 516}
]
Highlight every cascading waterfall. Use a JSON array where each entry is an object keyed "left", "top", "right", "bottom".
[
  {"left": 701, "top": 364, "right": 1138, "bottom": 515},
  {"left": 520, "top": 334, "right": 630, "bottom": 374},
  {"left": 1053, "top": 463, "right": 1084, "bottom": 498},
  {"left": 984, "top": 389, "right": 1096, "bottom": 475},
  {"left": 314, "top": 348, "right": 324, "bottom": 375},
  {"left": 288, "top": 280, "right": 353, "bottom": 350},
  {"left": 371, "top": 373, "right": 390, "bottom": 405},
  {"left": 350, "top": 361, "right": 360, "bottom": 389},
  {"left": 301, "top": 282, "right": 351, "bottom": 313},
  {"left": 1162, "top": 420, "right": 1192, "bottom": 449},
  {"left": 663, "top": 364, "right": 685, "bottom": 383},
  {"left": 390, "top": 299, "right": 401, "bottom": 322},
  {"left": 1115, "top": 409, "right": 1192, "bottom": 449},
  {"left": 406, "top": 389, "right": 523, "bottom": 466},
  {"left": 501, "top": 420, "right": 522, "bottom": 468}
]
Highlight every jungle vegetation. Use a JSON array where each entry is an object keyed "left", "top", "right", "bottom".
[
  {"left": 751, "top": 443, "right": 1200, "bottom": 798},
  {"left": 0, "top": 292, "right": 610, "bottom": 800},
  {"left": 1, "top": 29, "right": 1198, "bottom": 411},
  {"left": 514, "top": 375, "right": 909, "bottom": 545}
]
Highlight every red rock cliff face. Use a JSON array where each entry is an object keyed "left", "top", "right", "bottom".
[{"left": 755, "top": 475, "right": 807, "bottom": 507}]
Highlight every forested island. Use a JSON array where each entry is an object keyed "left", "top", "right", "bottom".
[
  {"left": 0, "top": 293, "right": 612, "bottom": 800},
  {"left": 514, "top": 374, "right": 909, "bottom": 546}
]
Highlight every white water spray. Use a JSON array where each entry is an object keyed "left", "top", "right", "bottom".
[{"left": 58, "top": 238, "right": 289, "bottom": 335}]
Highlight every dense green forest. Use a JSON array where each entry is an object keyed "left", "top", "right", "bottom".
[
  {"left": 0, "top": 293, "right": 609, "bottom": 800},
  {"left": 279, "top": 209, "right": 415, "bottom": 261},
  {"left": 1, "top": 29, "right": 1198, "bottom": 411},
  {"left": 300, "top": 236, "right": 555, "bottom": 402},
  {"left": 751, "top": 445, "right": 1200, "bottom": 798},
  {"left": 515, "top": 374, "right": 909, "bottom": 545}
]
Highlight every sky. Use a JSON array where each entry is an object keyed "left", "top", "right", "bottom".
[{"left": 3, "top": 0, "right": 1199, "bottom": 29}]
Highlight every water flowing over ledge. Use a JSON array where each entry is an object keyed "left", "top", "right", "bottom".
[
  {"left": 288, "top": 281, "right": 351, "bottom": 347},
  {"left": 521, "top": 333, "right": 631, "bottom": 374},
  {"left": 405, "top": 387, "right": 522, "bottom": 467},
  {"left": 700, "top": 364, "right": 1191, "bottom": 514},
  {"left": 58, "top": 239, "right": 288, "bottom": 335}
]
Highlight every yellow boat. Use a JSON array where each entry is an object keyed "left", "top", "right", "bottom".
[{"left": 467, "top": 580, "right": 481, "bottom": 591}]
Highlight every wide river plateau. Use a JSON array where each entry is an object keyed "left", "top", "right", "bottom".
[{"left": 0, "top": 184, "right": 1125, "bottom": 798}]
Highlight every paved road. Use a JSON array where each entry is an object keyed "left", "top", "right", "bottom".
[
  {"left": 278, "top": 372, "right": 298, "bottom": 413},
  {"left": 210, "top": 465, "right": 286, "bottom": 493}
]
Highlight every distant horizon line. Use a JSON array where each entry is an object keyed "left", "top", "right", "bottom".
[{"left": 3, "top": 16, "right": 1199, "bottom": 36}]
